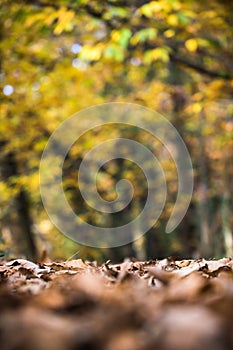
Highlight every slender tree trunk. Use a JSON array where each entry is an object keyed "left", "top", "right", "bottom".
[
  {"left": 196, "top": 111, "right": 212, "bottom": 257},
  {"left": 221, "top": 192, "right": 233, "bottom": 257},
  {"left": 221, "top": 150, "right": 233, "bottom": 257},
  {"left": 16, "top": 188, "right": 38, "bottom": 260},
  {"left": 132, "top": 199, "right": 147, "bottom": 261},
  {"left": 0, "top": 145, "right": 38, "bottom": 261}
]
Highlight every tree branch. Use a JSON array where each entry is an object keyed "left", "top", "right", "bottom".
[
  {"left": 170, "top": 52, "right": 233, "bottom": 80},
  {"left": 18, "top": 0, "right": 233, "bottom": 80}
]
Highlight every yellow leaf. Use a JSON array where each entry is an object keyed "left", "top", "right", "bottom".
[
  {"left": 139, "top": 1, "right": 162, "bottom": 17},
  {"left": 24, "top": 13, "right": 46, "bottom": 27},
  {"left": 185, "top": 38, "right": 198, "bottom": 52},
  {"left": 111, "top": 30, "right": 121, "bottom": 42},
  {"left": 167, "top": 14, "right": 179, "bottom": 26},
  {"left": 44, "top": 12, "right": 57, "bottom": 26},
  {"left": 164, "top": 29, "right": 175, "bottom": 38},
  {"left": 53, "top": 8, "right": 75, "bottom": 35},
  {"left": 192, "top": 102, "right": 202, "bottom": 113},
  {"left": 144, "top": 48, "right": 169, "bottom": 64},
  {"left": 79, "top": 45, "right": 103, "bottom": 61}
]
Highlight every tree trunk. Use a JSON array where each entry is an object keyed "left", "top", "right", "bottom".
[
  {"left": 196, "top": 111, "right": 212, "bottom": 257},
  {"left": 0, "top": 145, "right": 38, "bottom": 261}
]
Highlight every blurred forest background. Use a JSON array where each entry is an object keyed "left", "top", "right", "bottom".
[{"left": 0, "top": 0, "right": 233, "bottom": 262}]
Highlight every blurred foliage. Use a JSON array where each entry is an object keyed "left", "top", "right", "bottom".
[{"left": 0, "top": 0, "right": 233, "bottom": 261}]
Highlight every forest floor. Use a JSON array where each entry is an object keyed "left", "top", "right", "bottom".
[{"left": 0, "top": 257, "right": 233, "bottom": 350}]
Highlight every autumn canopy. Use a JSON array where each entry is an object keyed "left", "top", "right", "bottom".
[{"left": 0, "top": 0, "right": 233, "bottom": 261}]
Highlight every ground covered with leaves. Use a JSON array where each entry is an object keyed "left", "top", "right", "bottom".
[{"left": 0, "top": 257, "right": 233, "bottom": 350}]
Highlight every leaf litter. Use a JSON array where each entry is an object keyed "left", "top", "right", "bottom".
[{"left": 0, "top": 257, "right": 232, "bottom": 350}]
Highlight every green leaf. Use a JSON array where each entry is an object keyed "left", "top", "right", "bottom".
[
  {"left": 177, "top": 12, "right": 190, "bottom": 25},
  {"left": 104, "top": 44, "right": 124, "bottom": 62},
  {"left": 103, "top": 7, "right": 128, "bottom": 20},
  {"left": 111, "top": 28, "right": 132, "bottom": 48},
  {"left": 131, "top": 28, "right": 157, "bottom": 45}
]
